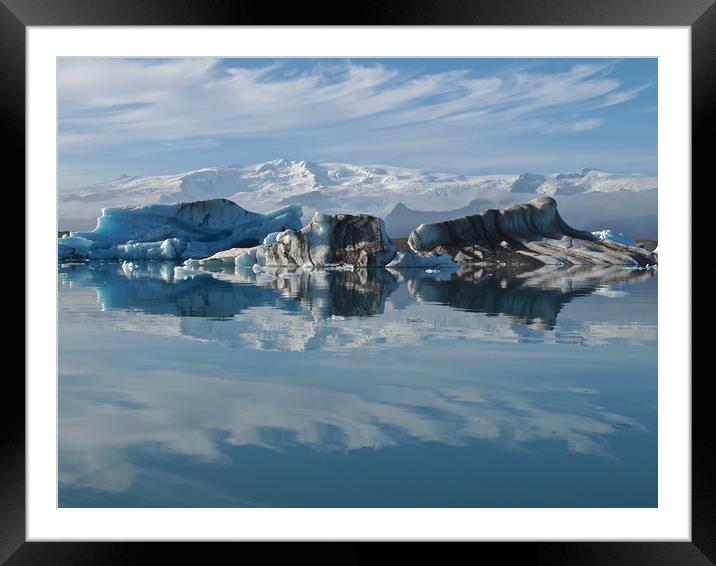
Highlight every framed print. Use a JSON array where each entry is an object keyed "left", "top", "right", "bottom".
[{"left": 6, "top": 0, "right": 710, "bottom": 563}]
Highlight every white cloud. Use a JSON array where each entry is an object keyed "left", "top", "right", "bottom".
[
  {"left": 596, "top": 84, "right": 652, "bottom": 108},
  {"left": 58, "top": 59, "right": 648, "bottom": 153}
]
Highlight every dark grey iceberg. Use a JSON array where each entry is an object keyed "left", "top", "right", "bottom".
[
  {"left": 254, "top": 212, "right": 398, "bottom": 268},
  {"left": 407, "top": 197, "right": 657, "bottom": 267},
  {"left": 187, "top": 211, "right": 424, "bottom": 269},
  {"left": 187, "top": 211, "right": 458, "bottom": 270}
]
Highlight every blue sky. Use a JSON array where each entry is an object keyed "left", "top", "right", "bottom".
[{"left": 58, "top": 57, "right": 657, "bottom": 190}]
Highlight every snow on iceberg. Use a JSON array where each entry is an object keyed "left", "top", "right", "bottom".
[
  {"left": 591, "top": 229, "right": 637, "bottom": 248},
  {"left": 57, "top": 199, "right": 302, "bottom": 261}
]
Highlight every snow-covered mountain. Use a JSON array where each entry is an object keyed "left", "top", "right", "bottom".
[
  {"left": 511, "top": 168, "right": 656, "bottom": 196},
  {"left": 59, "top": 159, "right": 657, "bottom": 230}
]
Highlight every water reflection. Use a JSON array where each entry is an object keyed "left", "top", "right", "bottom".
[
  {"left": 58, "top": 261, "right": 657, "bottom": 505},
  {"left": 408, "top": 264, "right": 654, "bottom": 329},
  {"left": 59, "top": 362, "right": 647, "bottom": 497},
  {"left": 59, "top": 261, "right": 657, "bottom": 351}
]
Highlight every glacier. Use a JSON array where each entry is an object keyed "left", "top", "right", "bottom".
[
  {"left": 58, "top": 159, "right": 657, "bottom": 232},
  {"left": 502, "top": 168, "right": 657, "bottom": 199},
  {"left": 57, "top": 199, "right": 302, "bottom": 261}
]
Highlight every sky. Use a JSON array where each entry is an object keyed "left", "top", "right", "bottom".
[{"left": 58, "top": 57, "right": 657, "bottom": 191}]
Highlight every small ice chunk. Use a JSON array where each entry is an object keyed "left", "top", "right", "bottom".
[
  {"left": 594, "top": 287, "right": 629, "bottom": 298},
  {"left": 328, "top": 264, "right": 354, "bottom": 272},
  {"left": 159, "top": 238, "right": 182, "bottom": 260},
  {"left": 386, "top": 251, "right": 457, "bottom": 269},
  {"left": 235, "top": 247, "right": 260, "bottom": 268},
  {"left": 173, "top": 266, "right": 211, "bottom": 280},
  {"left": 591, "top": 229, "right": 637, "bottom": 248}
]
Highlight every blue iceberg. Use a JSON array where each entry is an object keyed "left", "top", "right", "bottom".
[{"left": 58, "top": 199, "right": 303, "bottom": 261}]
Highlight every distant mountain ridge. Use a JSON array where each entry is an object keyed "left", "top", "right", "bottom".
[{"left": 59, "top": 159, "right": 657, "bottom": 231}]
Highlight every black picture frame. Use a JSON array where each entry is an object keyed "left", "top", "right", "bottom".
[{"left": 4, "top": 1, "right": 708, "bottom": 563}]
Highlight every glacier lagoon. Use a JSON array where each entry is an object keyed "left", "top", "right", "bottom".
[{"left": 58, "top": 261, "right": 657, "bottom": 507}]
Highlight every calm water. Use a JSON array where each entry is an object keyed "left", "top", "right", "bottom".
[{"left": 58, "top": 261, "right": 657, "bottom": 507}]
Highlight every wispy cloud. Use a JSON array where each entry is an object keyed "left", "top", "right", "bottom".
[
  {"left": 546, "top": 118, "right": 604, "bottom": 134},
  {"left": 58, "top": 59, "right": 648, "bottom": 146},
  {"left": 57, "top": 58, "right": 657, "bottom": 182},
  {"left": 596, "top": 84, "right": 652, "bottom": 108}
]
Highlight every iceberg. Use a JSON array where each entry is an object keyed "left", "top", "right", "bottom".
[
  {"left": 263, "top": 212, "right": 410, "bottom": 267},
  {"left": 182, "top": 211, "right": 400, "bottom": 271},
  {"left": 408, "top": 197, "right": 657, "bottom": 268},
  {"left": 57, "top": 199, "right": 302, "bottom": 261},
  {"left": 251, "top": 212, "right": 398, "bottom": 268},
  {"left": 121, "top": 260, "right": 136, "bottom": 273}
]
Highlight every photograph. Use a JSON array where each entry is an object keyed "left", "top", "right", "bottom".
[{"left": 56, "top": 56, "right": 660, "bottom": 509}]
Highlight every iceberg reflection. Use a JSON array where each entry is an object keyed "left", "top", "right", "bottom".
[{"left": 58, "top": 261, "right": 657, "bottom": 351}]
